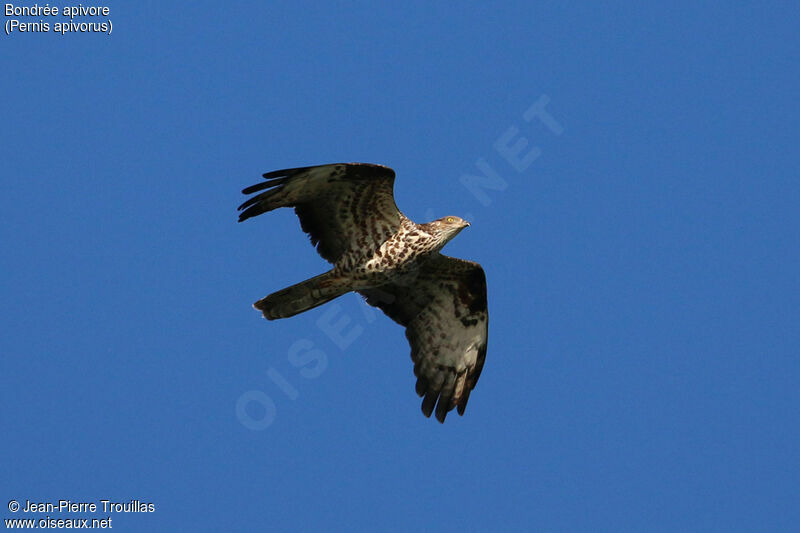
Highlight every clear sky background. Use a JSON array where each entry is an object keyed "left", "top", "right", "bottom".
[{"left": 2, "top": 2, "right": 799, "bottom": 531}]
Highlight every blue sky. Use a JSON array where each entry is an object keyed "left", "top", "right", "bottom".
[{"left": 2, "top": 2, "right": 799, "bottom": 531}]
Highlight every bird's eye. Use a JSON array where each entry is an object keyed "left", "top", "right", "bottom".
[{"left": 446, "top": 217, "right": 455, "bottom": 223}]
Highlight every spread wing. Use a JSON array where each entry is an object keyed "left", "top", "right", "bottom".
[
  {"left": 359, "top": 254, "right": 488, "bottom": 423},
  {"left": 238, "top": 163, "right": 401, "bottom": 263}
]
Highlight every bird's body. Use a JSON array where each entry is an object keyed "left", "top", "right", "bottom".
[
  {"left": 335, "top": 215, "right": 466, "bottom": 288},
  {"left": 239, "top": 163, "right": 488, "bottom": 422},
  {"left": 332, "top": 215, "right": 426, "bottom": 285}
]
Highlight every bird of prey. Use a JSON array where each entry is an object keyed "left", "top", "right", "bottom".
[{"left": 238, "top": 163, "right": 488, "bottom": 423}]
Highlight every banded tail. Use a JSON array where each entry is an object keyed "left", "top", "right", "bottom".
[{"left": 254, "top": 271, "right": 350, "bottom": 320}]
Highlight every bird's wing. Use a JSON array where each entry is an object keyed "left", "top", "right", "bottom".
[
  {"left": 238, "top": 163, "right": 400, "bottom": 263},
  {"left": 359, "top": 254, "right": 488, "bottom": 423}
]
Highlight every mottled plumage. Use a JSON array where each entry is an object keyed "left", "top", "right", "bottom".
[{"left": 238, "top": 163, "right": 488, "bottom": 422}]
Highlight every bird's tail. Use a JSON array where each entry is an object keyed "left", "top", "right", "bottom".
[{"left": 254, "top": 271, "right": 350, "bottom": 320}]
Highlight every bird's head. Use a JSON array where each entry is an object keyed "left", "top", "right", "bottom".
[{"left": 426, "top": 216, "right": 471, "bottom": 247}]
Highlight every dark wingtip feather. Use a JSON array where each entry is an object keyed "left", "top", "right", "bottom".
[
  {"left": 457, "top": 390, "right": 471, "bottom": 416},
  {"left": 237, "top": 195, "right": 261, "bottom": 212},
  {"left": 238, "top": 205, "right": 267, "bottom": 222},
  {"left": 435, "top": 395, "right": 452, "bottom": 423},
  {"left": 415, "top": 378, "right": 427, "bottom": 397},
  {"left": 421, "top": 392, "right": 437, "bottom": 418},
  {"left": 261, "top": 166, "right": 314, "bottom": 180},
  {"left": 242, "top": 176, "right": 290, "bottom": 195},
  {"left": 241, "top": 182, "right": 269, "bottom": 195}
]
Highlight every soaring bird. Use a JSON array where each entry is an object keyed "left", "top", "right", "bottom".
[{"left": 239, "top": 163, "right": 488, "bottom": 423}]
